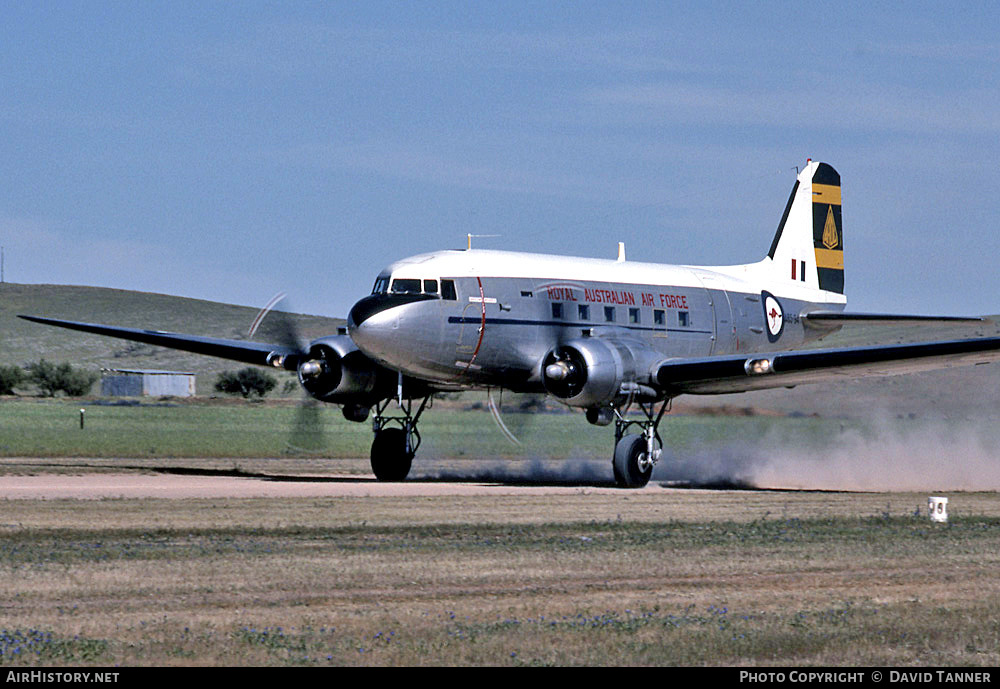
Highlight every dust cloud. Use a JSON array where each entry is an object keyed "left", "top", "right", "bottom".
[
  {"left": 657, "top": 416, "right": 1000, "bottom": 492},
  {"left": 410, "top": 457, "right": 614, "bottom": 485},
  {"left": 409, "top": 416, "right": 1000, "bottom": 491}
]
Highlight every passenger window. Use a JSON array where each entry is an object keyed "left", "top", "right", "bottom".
[
  {"left": 629, "top": 307, "right": 640, "bottom": 324},
  {"left": 578, "top": 304, "right": 590, "bottom": 320},
  {"left": 679, "top": 311, "right": 690, "bottom": 327},
  {"left": 604, "top": 306, "right": 615, "bottom": 323},
  {"left": 654, "top": 309, "right": 665, "bottom": 326},
  {"left": 551, "top": 303, "right": 564, "bottom": 319},
  {"left": 423, "top": 279, "right": 438, "bottom": 294},
  {"left": 440, "top": 279, "right": 457, "bottom": 300}
]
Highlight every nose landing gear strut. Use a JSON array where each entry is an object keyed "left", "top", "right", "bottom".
[{"left": 369, "top": 396, "right": 430, "bottom": 481}]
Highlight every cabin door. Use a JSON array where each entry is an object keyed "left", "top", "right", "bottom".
[{"left": 696, "top": 275, "right": 735, "bottom": 355}]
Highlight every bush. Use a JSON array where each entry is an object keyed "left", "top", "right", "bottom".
[
  {"left": 26, "top": 359, "right": 98, "bottom": 397},
  {"left": 214, "top": 368, "right": 278, "bottom": 399},
  {"left": 0, "top": 365, "right": 25, "bottom": 394}
]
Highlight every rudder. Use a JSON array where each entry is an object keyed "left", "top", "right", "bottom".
[{"left": 766, "top": 160, "right": 844, "bottom": 294}]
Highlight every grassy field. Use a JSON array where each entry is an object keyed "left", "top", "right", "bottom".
[
  {"left": 0, "top": 396, "right": 857, "bottom": 465},
  {"left": 1, "top": 491, "right": 999, "bottom": 666},
  {"left": 3, "top": 396, "right": 1000, "bottom": 492}
]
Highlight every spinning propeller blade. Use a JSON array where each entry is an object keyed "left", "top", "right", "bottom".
[
  {"left": 249, "top": 293, "right": 328, "bottom": 454},
  {"left": 487, "top": 389, "right": 521, "bottom": 446}
]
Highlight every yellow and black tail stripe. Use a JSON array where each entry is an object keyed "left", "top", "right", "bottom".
[{"left": 811, "top": 163, "right": 843, "bottom": 293}]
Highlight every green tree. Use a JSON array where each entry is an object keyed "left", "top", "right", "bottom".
[
  {"left": 26, "top": 359, "right": 98, "bottom": 397},
  {"left": 0, "top": 365, "right": 25, "bottom": 394},
  {"left": 214, "top": 368, "right": 278, "bottom": 399}
]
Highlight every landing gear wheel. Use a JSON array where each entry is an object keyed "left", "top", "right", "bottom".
[
  {"left": 613, "top": 434, "right": 653, "bottom": 488},
  {"left": 370, "top": 427, "right": 413, "bottom": 482}
]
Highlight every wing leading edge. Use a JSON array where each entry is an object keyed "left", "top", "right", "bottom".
[
  {"left": 17, "top": 315, "right": 301, "bottom": 369},
  {"left": 656, "top": 336, "right": 1000, "bottom": 395}
]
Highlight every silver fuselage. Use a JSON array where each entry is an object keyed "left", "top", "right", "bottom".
[{"left": 348, "top": 249, "right": 846, "bottom": 393}]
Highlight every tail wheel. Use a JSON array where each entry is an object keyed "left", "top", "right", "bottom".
[
  {"left": 613, "top": 434, "right": 653, "bottom": 488},
  {"left": 370, "top": 427, "right": 414, "bottom": 482}
]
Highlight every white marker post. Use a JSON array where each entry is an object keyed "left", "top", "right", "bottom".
[{"left": 928, "top": 496, "right": 948, "bottom": 523}]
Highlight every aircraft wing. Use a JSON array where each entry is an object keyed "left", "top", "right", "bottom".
[
  {"left": 18, "top": 315, "right": 301, "bottom": 369},
  {"left": 801, "top": 311, "right": 989, "bottom": 328},
  {"left": 656, "top": 336, "right": 1000, "bottom": 395}
]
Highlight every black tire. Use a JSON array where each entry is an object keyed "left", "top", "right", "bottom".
[
  {"left": 370, "top": 427, "right": 414, "bottom": 482},
  {"left": 613, "top": 434, "right": 653, "bottom": 488},
  {"left": 612, "top": 460, "right": 625, "bottom": 487}
]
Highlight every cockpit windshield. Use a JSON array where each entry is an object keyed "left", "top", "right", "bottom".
[
  {"left": 390, "top": 278, "right": 422, "bottom": 294},
  {"left": 372, "top": 275, "right": 455, "bottom": 299}
]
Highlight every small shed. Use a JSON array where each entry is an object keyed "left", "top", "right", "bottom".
[{"left": 101, "top": 369, "right": 196, "bottom": 397}]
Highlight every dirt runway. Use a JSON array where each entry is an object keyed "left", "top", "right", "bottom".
[{"left": 0, "top": 472, "right": 653, "bottom": 500}]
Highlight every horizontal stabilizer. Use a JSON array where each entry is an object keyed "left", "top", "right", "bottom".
[
  {"left": 18, "top": 315, "right": 300, "bottom": 368},
  {"left": 656, "top": 336, "right": 1000, "bottom": 395}
]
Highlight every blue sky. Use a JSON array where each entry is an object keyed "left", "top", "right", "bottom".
[{"left": 2, "top": 2, "right": 999, "bottom": 318}]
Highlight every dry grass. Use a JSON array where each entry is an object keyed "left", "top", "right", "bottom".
[{"left": 1, "top": 489, "right": 999, "bottom": 666}]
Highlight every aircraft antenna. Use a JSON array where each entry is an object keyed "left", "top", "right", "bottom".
[{"left": 466, "top": 234, "right": 500, "bottom": 250}]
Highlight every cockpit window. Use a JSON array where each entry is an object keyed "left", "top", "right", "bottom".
[
  {"left": 376, "top": 275, "right": 451, "bottom": 298},
  {"left": 391, "top": 278, "right": 422, "bottom": 294},
  {"left": 440, "top": 279, "right": 457, "bottom": 300}
]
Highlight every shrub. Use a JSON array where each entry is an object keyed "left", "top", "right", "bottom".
[
  {"left": 25, "top": 359, "right": 98, "bottom": 397},
  {"left": 0, "top": 365, "right": 25, "bottom": 394},
  {"left": 214, "top": 368, "right": 278, "bottom": 399}
]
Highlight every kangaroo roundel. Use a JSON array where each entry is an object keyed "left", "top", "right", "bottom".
[{"left": 763, "top": 292, "right": 784, "bottom": 340}]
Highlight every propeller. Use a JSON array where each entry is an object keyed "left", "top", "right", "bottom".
[
  {"left": 248, "top": 292, "right": 288, "bottom": 340},
  {"left": 487, "top": 389, "right": 521, "bottom": 446},
  {"left": 248, "top": 293, "right": 328, "bottom": 454},
  {"left": 542, "top": 346, "right": 587, "bottom": 399},
  {"left": 486, "top": 388, "right": 546, "bottom": 447}
]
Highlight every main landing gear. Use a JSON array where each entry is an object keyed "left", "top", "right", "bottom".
[
  {"left": 365, "top": 392, "right": 670, "bottom": 487},
  {"left": 369, "top": 396, "right": 429, "bottom": 481},
  {"left": 611, "top": 400, "right": 670, "bottom": 489}
]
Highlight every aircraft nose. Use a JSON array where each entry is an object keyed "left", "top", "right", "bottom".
[
  {"left": 348, "top": 295, "right": 386, "bottom": 329},
  {"left": 348, "top": 293, "right": 438, "bottom": 361},
  {"left": 348, "top": 293, "right": 436, "bottom": 329}
]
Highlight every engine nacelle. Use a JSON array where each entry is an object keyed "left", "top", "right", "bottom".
[
  {"left": 296, "top": 335, "right": 380, "bottom": 403},
  {"left": 542, "top": 338, "right": 638, "bottom": 408}
]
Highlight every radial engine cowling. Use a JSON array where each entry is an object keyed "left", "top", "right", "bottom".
[
  {"left": 295, "top": 335, "right": 380, "bottom": 403},
  {"left": 542, "top": 338, "right": 639, "bottom": 408}
]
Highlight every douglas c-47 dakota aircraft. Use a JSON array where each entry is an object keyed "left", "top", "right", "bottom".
[{"left": 20, "top": 161, "right": 1000, "bottom": 487}]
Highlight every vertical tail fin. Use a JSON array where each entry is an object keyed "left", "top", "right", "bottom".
[{"left": 766, "top": 160, "right": 844, "bottom": 294}]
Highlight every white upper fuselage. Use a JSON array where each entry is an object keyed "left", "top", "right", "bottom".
[{"left": 386, "top": 248, "right": 847, "bottom": 302}]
